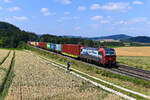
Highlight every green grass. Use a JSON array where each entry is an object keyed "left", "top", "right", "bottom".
[
  {"left": 117, "top": 56, "right": 150, "bottom": 71},
  {"left": 26, "top": 46, "right": 150, "bottom": 98}
]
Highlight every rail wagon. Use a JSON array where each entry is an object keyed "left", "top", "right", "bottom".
[
  {"left": 38, "top": 42, "right": 47, "bottom": 49},
  {"left": 30, "top": 42, "right": 36, "bottom": 46},
  {"left": 56, "top": 44, "right": 62, "bottom": 52},
  {"left": 62, "top": 44, "right": 82, "bottom": 58},
  {"left": 50, "top": 43, "right": 56, "bottom": 51},
  {"left": 47, "top": 43, "right": 51, "bottom": 49}
]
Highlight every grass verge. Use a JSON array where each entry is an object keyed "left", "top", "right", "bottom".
[
  {"left": 117, "top": 56, "right": 150, "bottom": 71},
  {"left": 0, "top": 51, "right": 15, "bottom": 100}
]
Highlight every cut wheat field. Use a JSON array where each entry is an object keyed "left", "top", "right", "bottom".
[
  {"left": 0, "top": 49, "right": 9, "bottom": 63},
  {"left": 0, "top": 51, "right": 13, "bottom": 87},
  {"left": 5, "top": 51, "right": 123, "bottom": 100},
  {"left": 115, "top": 47, "right": 150, "bottom": 56}
]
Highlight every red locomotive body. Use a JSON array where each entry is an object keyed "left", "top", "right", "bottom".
[{"left": 99, "top": 48, "right": 116, "bottom": 66}]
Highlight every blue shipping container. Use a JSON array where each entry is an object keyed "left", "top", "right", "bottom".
[{"left": 51, "top": 44, "right": 56, "bottom": 50}]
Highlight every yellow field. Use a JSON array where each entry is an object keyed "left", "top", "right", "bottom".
[{"left": 115, "top": 47, "right": 150, "bottom": 56}]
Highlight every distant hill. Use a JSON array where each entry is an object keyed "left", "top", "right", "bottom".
[
  {"left": 126, "top": 36, "right": 150, "bottom": 43},
  {"left": 64, "top": 35, "right": 82, "bottom": 38},
  {"left": 87, "top": 34, "right": 132, "bottom": 40},
  {"left": 65, "top": 34, "right": 132, "bottom": 40},
  {"left": 0, "top": 21, "right": 38, "bottom": 48}
]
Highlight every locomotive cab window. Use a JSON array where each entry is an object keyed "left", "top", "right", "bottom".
[{"left": 98, "top": 51, "right": 103, "bottom": 56}]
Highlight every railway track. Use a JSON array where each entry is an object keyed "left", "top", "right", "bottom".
[
  {"left": 112, "top": 64, "right": 150, "bottom": 81},
  {"left": 29, "top": 45, "right": 150, "bottom": 81}
]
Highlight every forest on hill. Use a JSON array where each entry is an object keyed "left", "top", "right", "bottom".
[{"left": 0, "top": 22, "right": 38, "bottom": 48}]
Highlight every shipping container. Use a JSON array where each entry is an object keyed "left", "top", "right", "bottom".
[
  {"left": 35, "top": 42, "right": 39, "bottom": 46},
  {"left": 47, "top": 43, "right": 51, "bottom": 49},
  {"left": 39, "top": 42, "right": 47, "bottom": 49},
  {"left": 62, "top": 44, "right": 82, "bottom": 58},
  {"left": 51, "top": 43, "right": 56, "bottom": 50},
  {"left": 56, "top": 44, "right": 62, "bottom": 51},
  {"left": 30, "top": 42, "right": 36, "bottom": 46}
]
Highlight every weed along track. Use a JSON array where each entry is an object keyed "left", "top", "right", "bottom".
[{"left": 0, "top": 51, "right": 15, "bottom": 99}]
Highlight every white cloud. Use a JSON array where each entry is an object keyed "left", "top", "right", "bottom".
[
  {"left": 90, "top": 4, "right": 100, "bottom": 10},
  {"left": 40, "top": 8, "right": 56, "bottom": 16},
  {"left": 101, "top": 2, "right": 131, "bottom": 11},
  {"left": 147, "top": 21, "right": 150, "bottom": 24},
  {"left": 131, "top": 17, "right": 147, "bottom": 23},
  {"left": 8, "top": 6, "right": 21, "bottom": 12},
  {"left": 0, "top": 7, "right": 2, "bottom": 10},
  {"left": 3, "top": 0, "right": 12, "bottom": 3},
  {"left": 78, "top": 6, "right": 86, "bottom": 11},
  {"left": 40, "top": 8, "right": 49, "bottom": 12},
  {"left": 100, "top": 20, "right": 110, "bottom": 24},
  {"left": 91, "top": 16, "right": 110, "bottom": 24},
  {"left": 58, "top": 16, "right": 80, "bottom": 22},
  {"left": 91, "top": 16, "right": 103, "bottom": 21},
  {"left": 13, "top": 16, "right": 28, "bottom": 21},
  {"left": 75, "top": 26, "right": 81, "bottom": 30},
  {"left": 116, "top": 17, "right": 147, "bottom": 25},
  {"left": 116, "top": 20, "right": 128, "bottom": 25},
  {"left": 133, "top": 1, "right": 144, "bottom": 5},
  {"left": 55, "top": 0, "right": 72, "bottom": 5},
  {"left": 64, "top": 11, "right": 70, "bottom": 15}
]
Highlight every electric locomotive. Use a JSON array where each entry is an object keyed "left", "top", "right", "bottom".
[{"left": 80, "top": 47, "right": 116, "bottom": 67}]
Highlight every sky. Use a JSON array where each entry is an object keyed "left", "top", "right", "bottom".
[{"left": 0, "top": 0, "right": 150, "bottom": 37}]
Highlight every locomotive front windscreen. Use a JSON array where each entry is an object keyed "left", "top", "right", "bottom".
[{"left": 105, "top": 48, "right": 115, "bottom": 56}]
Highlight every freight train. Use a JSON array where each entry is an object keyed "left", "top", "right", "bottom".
[{"left": 28, "top": 42, "right": 116, "bottom": 67}]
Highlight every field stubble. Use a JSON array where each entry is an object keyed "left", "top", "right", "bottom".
[
  {"left": 115, "top": 47, "right": 150, "bottom": 56},
  {"left": 5, "top": 51, "right": 123, "bottom": 100},
  {"left": 0, "top": 51, "right": 13, "bottom": 87},
  {"left": 0, "top": 50, "right": 9, "bottom": 63}
]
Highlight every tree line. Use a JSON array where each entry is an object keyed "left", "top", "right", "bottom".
[{"left": 0, "top": 21, "right": 125, "bottom": 48}]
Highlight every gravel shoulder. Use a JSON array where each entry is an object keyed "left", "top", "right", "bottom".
[{"left": 5, "top": 51, "right": 123, "bottom": 100}]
